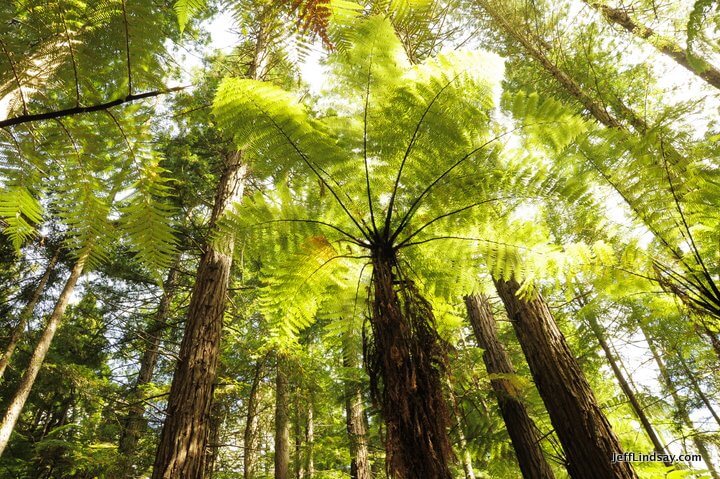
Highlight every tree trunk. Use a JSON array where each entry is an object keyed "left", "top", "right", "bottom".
[
  {"left": 640, "top": 327, "right": 720, "bottom": 479},
  {"left": 118, "top": 264, "right": 179, "bottom": 469},
  {"left": 294, "top": 392, "right": 305, "bottom": 479},
  {"left": 244, "top": 357, "right": 265, "bottom": 479},
  {"left": 581, "top": 303, "right": 671, "bottom": 465},
  {"left": 476, "top": 0, "right": 647, "bottom": 131},
  {"left": 674, "top": 352, "right": 720, "bottom": 428},
  {"left": 305, "top": 397, "right": 314, "bottom": 478},
  {"left": 204, "top": 400, "right": 224, "bottom": 479},
  {"left": 0, "top": 247, "right": 88, "bottom": 457},
  {"left": 343, "top": 350, "right": 371, "bottom": 479},
  {"left": 585, "top": 1, "right": 720, "bottom": 91},
  {"left": 445, "top": 378, "right": 476, "bottom": 479},
  {"left": 493, "top": 278, "right": 637, "bottom": 479},
  {"left": 464, "top": 293, "right": 556, "bottom": 479},
  {"left": 0, "top": 248, "right": 60, "bottom": 381},
  {"left": 275, "top": 354, "right": 290, "bottom": 479},
  {"left": 151, "top": 154, "right": 247, "bottom": 479},
  {"left": 366, "top": 247, "right": 452, "bottom": 479}
]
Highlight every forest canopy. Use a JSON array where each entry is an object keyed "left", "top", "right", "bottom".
[{"left": 0, "top": 0, "right": 719, "bottom": 478}]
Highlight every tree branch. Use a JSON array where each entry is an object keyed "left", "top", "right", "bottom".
[{"left": 0, "top": 86, "right": 189, "bottom": 129}]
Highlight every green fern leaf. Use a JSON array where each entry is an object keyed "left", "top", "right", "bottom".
[{"left": 0, "top": 186, "right": 43, "bottom": 250}]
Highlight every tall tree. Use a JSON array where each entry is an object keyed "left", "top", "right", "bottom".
[
  {"left": 0, "top": 247, "right": 60, "bottom": 381},
  {"left": 464, "top": 293, "right": 557, "bottom": 479},
  {"left": 275, "top": 353, "right": 291, "bottom": 479},
  {"left": 574, "top": 293, "right": 671, "bottom": 465},
  {"left": 583, "top": 0, "right": 720, "bottom": 90},
  {"left": 640, "top": 325, "right": 720, "bottom": 479},
  {"left": 0, "top": 245, "right": 89, "bottom": 456},
  {"left": 494, "top": 278, "right": 637, "bottom": 479},
  {"left": 118, "top": 262, "right": 180, "bottom": 472}
]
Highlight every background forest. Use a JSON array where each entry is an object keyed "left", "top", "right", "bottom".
[{"left": 0, "top": 0, "right": 719, "bottom": 478}]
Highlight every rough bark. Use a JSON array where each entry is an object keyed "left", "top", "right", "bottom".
[
  {"left": 493, "top": 278, "right": 637, "bottom": 479},
  {"left": 641, "top": 327, "right": 720, "bottom": 479},
  {"left": 581, "top": 304, "right": 670, "bottom": 465},
  {"left": 343, "top": 351, "right": 371, "bottom": 479},
  {"left": 118, "top": 264, "right": 179, "bottom": 469},
  {"left": 0, "top": 248, "right": 60, "bottom": 381},
  {"left": 464, "top": 294, "right": 556, "bottom": 479},
  {"left": 0, "top": 248, "right": 88, "bottom": 457},
  {"left": 275, "top": 354, "right": 290, "bottom": 479},
  {"left": 366, "top": 247, "right": 453, "bottom": 479},
  {"left": 151, "top": 154, "right": 247, "bottom": 479},
  {"left": 586, "top": 1, "right": 720, "bottom": 91},
  {"left": 244, "top": 358, "right": 265, "bottom": 479}
]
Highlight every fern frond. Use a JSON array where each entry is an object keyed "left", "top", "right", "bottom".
[
  {"left": 0, "top": 186, "right": 43, "bottom": 250},
  {"left": 118, "top": 158, "right": 178, "bottom": 278},
  {"left": 174, "top": 0, "right": 207, "bottom": 32}
]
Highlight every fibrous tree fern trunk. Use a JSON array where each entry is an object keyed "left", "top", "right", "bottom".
[
  {"left": 493, "top": 278, "right": 637, "bottom": 479},
  {"left": 0, "top": 248, "right": 60, "bottom": 381},
  {"left": 0, "top": 246, "right": 89, "bottom": 457},
  {"left": 464, "top": 293, "right": 556, "bottom": 479},
  {"left": 365, "top": 246, "right": 452, "bottom": 479},
  {"left": 151, "top": 153, "right": 247, "bottom": 479},
  {"left": 118, "top": 263, "right": 179, "bottom": 473}
]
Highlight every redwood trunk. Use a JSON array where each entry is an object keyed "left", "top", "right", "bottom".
[
  {"left": 366, "top": 248, "right": 452, "bottom": 479},
  {"left": 586, "top": 1, "right": 720, "bottom": 91},
  {"left": 582, "top": 304, "right": 670, "bottom": 465},
  {"left": 0, "top": 248, "right": 88, "bottom": 457},
  {"left": 674, "top": 353, "right": 720, "bottom": 428},
  {"left": 445, "top": 379, "right": 476, "bottom": 479},
  {"left": 0, "top": 248, "right": 60, "bottom": 381},
  {"left": 119, "top": 264, "right": 179, "bottom": 467},
  {"left": 464, "top": 293, "right": 556, "bottom": 479},
  {"left": 641, "top": 327, "right": 720, "bottom": 479},
  {"left": 493, "top": 278, "right": 637, "bottom": 479},
  {"left": 244, "top": 358, "right": 265, "bottom": 479},
  {"left": 343, "top": 351, "right": 371, "bottom": 479},
  {"left": 151, "top": 155, "right": 247, "bottom": 479},
  {"left": 275, "top": 354, "right": 290, "bottom": 479}
]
